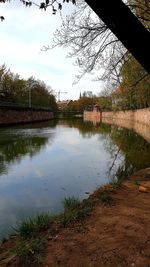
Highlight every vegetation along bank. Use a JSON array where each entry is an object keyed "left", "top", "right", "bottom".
[{"left": 0, "top": 168, "right": 150, "bottom": 267}]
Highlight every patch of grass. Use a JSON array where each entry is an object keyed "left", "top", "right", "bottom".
[
  {"left": 15, "top": 213, "right": 51, "bottom": 239},
  {"left": 1, "top": 190, "right": 114, "bottom": 266},
  {"left": 111, "top": 166, "right": 129, "bottom": 189},
  {"left": 96, "top": 191, "right": 113, "bottom": 204},
  {"left": 133, "top": 179, "right": 140, "bottom": 186},
  {"left": 76, "top": 203, "right": 93, "bottom": 218},
  {"left": 15, "top": 235, "right": 47, "bottom": 266},
  {"left": 58, "top": 198, "right": 93, "bottom": 227},
  {"left": 110, "top": 177, "right": 124, "bottom": 189},
  {"left": 3, "top": 189, "right": 114, "bottom": 266},
  {"left": 34, "top": 213, "right": 51, "bottom": 230},
  {"left": 14, "top": 218, "right": 35, "bottom": 239},
  {"left": 111, "top": 178, "right": 122, "bottom": 189},
  {"left": 58, "top": 211, "right": 78, "bottom": 227},
  {"left": 63, "top": 196, "right": 81, "bottom": 211}
]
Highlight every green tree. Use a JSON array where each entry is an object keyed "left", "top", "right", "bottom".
[
  {"left": 0, "top": 65, "right": 58, "bottom": 110},
  {"left": 120, "top": 56, "right": 150, "bottom": 109},
  {"left": 112, "top": 0, "right": 150, "bottom": 110}
]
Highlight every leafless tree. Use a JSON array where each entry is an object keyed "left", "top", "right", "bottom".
[
  {"left": 47, "top": 0, "right": 150, "bottom": 85},
  {"left": 44, "top": 0, "right": 125, "bottom": 86},
  {"left": 1, "top": 0, "right": 127, "bottom": 86}
]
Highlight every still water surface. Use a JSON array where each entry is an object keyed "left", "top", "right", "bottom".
[{"left": 0, "top": 119, "right": 150, "bottom": 239}]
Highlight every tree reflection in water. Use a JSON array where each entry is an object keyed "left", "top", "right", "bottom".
[
  {"left": 108, "top": 126, "right": 150, "bottom": 182},
  {"left": 0, "top": 121, "right": 57, "bottom": 175},
  {"left": 0, "top": 118, "right": 150, "bottom": 240},
  {"left": 69, "top": 118, "right": 150, "bottom": 181}
]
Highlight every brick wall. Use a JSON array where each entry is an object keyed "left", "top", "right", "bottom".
[
  {"left": 102, "top": 108, "right": 150, "bottom": 143},
  {"left": 83, "top": 111, "right": 101, "bottom": 123},
  {"left": 83, "top": 108, "right": 150, "bottom": 143},
  {"left": 102, "top": 108, "right": 150, "bottom": 126},
  {"left": 0, "top": 108, "right": 54, "bottom": 125}
]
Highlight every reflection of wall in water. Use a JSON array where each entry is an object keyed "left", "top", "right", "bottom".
[
  {"left": 83, "top": 111, "right": 101, "bottom": 126},
  {"left": 102, "top": 108, "right": 150, "bottom": 143},
  {"left": 84, "top": 108, "right": 150, "bottom": 143},
  {"left": 102, "top": 117, "right": 150, "bottom": 144}
]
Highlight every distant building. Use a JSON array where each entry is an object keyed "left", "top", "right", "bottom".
[
  {"left": 57, "top": 100, "right": 73, "bottom": 110},
  {"left": 93, "top": 104, "right": 101, "bottom": 112}
]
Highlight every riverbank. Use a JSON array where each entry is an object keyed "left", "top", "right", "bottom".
[
  {"left": 0, "top": 107, "right": 53, "bottom": 125},
  {"left": 0, "top": 168, "right": 150, "bottom": 267}
]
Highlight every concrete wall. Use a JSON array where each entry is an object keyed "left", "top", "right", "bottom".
[{"left": 0, "top": 108, "right": 54, "bottom": 125}]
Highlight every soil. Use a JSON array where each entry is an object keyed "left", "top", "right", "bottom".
[{"left": 0, "top": 168, "right": 150, "bottom": 267}]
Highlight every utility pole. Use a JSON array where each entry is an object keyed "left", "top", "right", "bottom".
[{"left": 29, "top": 87, "right": 31, "bottom": 108}]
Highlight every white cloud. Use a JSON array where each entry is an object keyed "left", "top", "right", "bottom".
[{"left": 0, "top": 1, "right": 104, "bottom": 100}]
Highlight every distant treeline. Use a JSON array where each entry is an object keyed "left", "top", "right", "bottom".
[{"left": 0, "top": 65, "right": 57, "bottom": 110}]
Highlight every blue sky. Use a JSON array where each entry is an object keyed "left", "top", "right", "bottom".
[{"left": 0, "top": 0, "right": 104, "bottom": 100}]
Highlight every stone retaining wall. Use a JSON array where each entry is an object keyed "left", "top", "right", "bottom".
[
  {"left": 102, "top": 108, "right": 150, "bottom": 143},
  {"left": 0, "top": 108, "right": 54, "bottom": 125},
  {"left": 84, "top": 108, "right": 150, "bottom": 143},
  {"left": 83, "top": 110, "right": 101, "bottom": 123},
  {"left": 102, "top": 108, "right": 150, "bottom": 126}
]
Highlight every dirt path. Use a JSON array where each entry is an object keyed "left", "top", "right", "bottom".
[
  {"left": 0, "top": 168, "right": 150, "bottom": 267},
  {"left": 43, "top": 168, "right": 150, "bottom": 267}
]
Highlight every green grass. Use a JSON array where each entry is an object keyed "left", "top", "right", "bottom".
[
  {"left": 111, "top": 166, "right": 128, "bottom": 188},
  {"left": 14, "top": 218, "right": 34, "bottom": 239},
  {"left": 96, "top": 191, "right": 113, "bottom": 204},
  {"left": 5, "top": 192, "right": 111, "bottom": 265},
  {"left": 15, "top": 236, "right": 47, "bottom": 266},
  {"left": 111, "top": 177, "right": 123, "bottom": 188},
  {"left": 63, "top": 196, "right": 81, "bottom": 211},
  {"left": 14, "top": 213, "right": 51, "bottom": 239},
  {"left": 58, "top": 211, "right": 78, "bottom": 227},
  {"left": 133, "top": 179, "right": 140, "bottom": 186},
  {"left": 14, "top": 197, "right": 91, "bottom": 238},
  {"left": 11, "top": 213, "right": 53, "bottom": 265},
  {"left": 58, "top": 197, "right": 93, "bottom": 227},
  {"left": 111, "top": 179, "right": 122, "bottom": 188},
  {"left": 34, "top": 213, "right": 51, "bottom": 229}
]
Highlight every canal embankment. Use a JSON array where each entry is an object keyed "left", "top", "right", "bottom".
[
  {"left": 102, "top": 107, "right": 150, "bottom": 126},
  {"left": 102, "top": 108, "right": 150, "bottom": 143},
  {"left": 84, "top": 107, "right": 150, "bottom": 143},
  {"left": 0, "top": 107, "right": 53, "bottom": 125}
]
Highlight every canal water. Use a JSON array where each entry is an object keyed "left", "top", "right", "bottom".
[{"left": 0, "top": 119, "right": 150, "bottom": 239}]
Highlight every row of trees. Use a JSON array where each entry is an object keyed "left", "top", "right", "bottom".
[
  {"left": 61, "top": 78, "right": 150, "bottom": 112},
  {"left": 116, "top": 57, "right": 150, "bottom": 110},
  {"left": 0, "top": 65, "right": 57, "bottom": 110},
  {"left": 61, "top": 90, "right": 112, "bottom": 112}
]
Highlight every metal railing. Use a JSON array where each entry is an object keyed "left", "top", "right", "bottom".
[{"left": 0, "top": 100, "right": 52, "bottom": 111}]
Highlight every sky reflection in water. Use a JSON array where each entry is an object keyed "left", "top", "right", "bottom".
[{"left": 0, "top": 119, "right": 150, "bottom": 239}]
